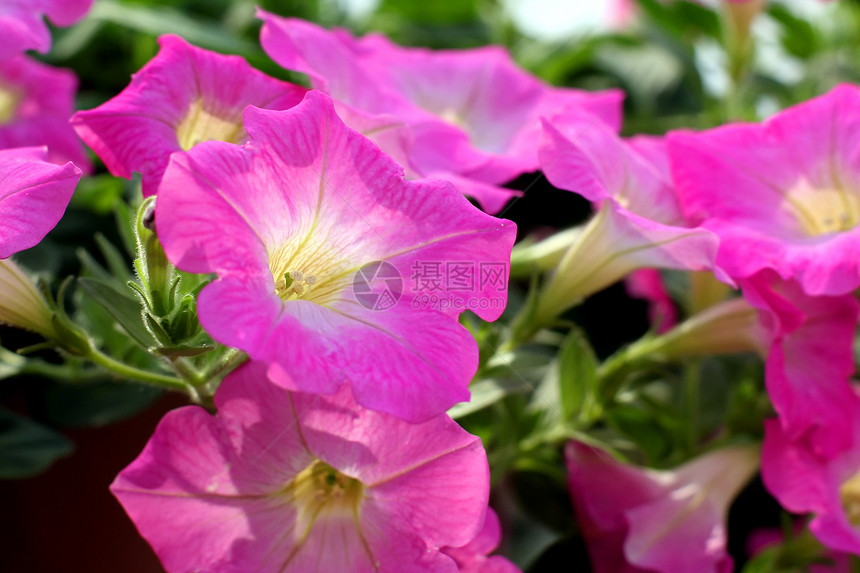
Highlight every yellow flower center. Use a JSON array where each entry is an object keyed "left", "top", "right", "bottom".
[
  {"left": 284, "top": 460, "right": 365, "bottom": 535},
  {"left": 175, "top": 99, "right": 245, "bottom": 151},
  {"left": 785, "top": 183, "right": 860, "bottom": 236},
  {"left": 268, "top": 236, "right": 355, "bottom": 306},
  {"left": 841, "top": 469, "right": 860, "bottom": 525},
  {"left": 275, "top": 270, "right": 317, "bottom": 301},
  {"left": 0, "top": 86, "right": 20, "bottom": 123},
  {"left": 439, "top": 107, "right": 467, "bottom": 130}
]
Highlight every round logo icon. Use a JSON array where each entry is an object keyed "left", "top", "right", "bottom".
[{"left": 352, "top": 261, "right": 403, "bottom": 311}]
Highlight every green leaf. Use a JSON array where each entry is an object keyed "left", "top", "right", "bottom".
[
  {"left": 507, "top": 510, "right": 562, "bottom": 571},
  {"left": 89, "top": 0, "right": 258, "bottom": 56},
  {"left": 144, "top": 313, "right": 174, "bottom": 347},
  {"left": 740, "top": 548, "right": 780, "bottom": 573},
  {"left": 76, "top": 233, "right": 133, "bottom": 292},
  {"left": 43, "top": 382, "right": 162, "bottom": 428},
  {"left": 95, "top": 233, "right": 134, "bottom": 283},
  {"left": 768, "top": 4, "right": 819, "bottom": 59},
  {"left": 606, "top": 402, "right": 672, "bottom": 464},
  {"left": 154, "top": 345, "right": 215, "bottom": 358},
  {"left": 77, "top": 277, "right": 153, "bottom": 348},
  {"left": 77, "top": 247, "right": 117, "bottom": 285},
  {"left": 68, "top": 174, "right": 125, "bottom": 215},
  {"left": 0, "top": 407, "right": 73, "bottom": 479},
  {"left": 557, "top": 328, "right": 599, "bottom": 424},
  {"left": 449, "top": 377, "right": 533, "bottom": 419},
  {"left": 377, "top": 0, "right": 480, "bottom": 25},
  {"left": 637, "top": 0, "right": 722, "bottom": 41}
]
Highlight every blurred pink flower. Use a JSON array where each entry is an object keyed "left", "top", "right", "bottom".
[
  {"left": 258, "top": 12, "right": 623, "bottom": 213},
  {"left": 524, "top": 113, "right": 725, "bottom": 328},
  {"left": 73, "top": 34, "right": 307, "bottom": 197},
  {"left": 762, "top": 398, "right": 860, "bottom": 557},
  {"left": 111, "top": 362, "right": 490, "bottom": 572},
  {"left": 155, "top": 91, "right": 516, "bottom": 422},
  {"left": 741, "top": 270, "right": 859, "bottom": 457},
  {"left": 0, "top": 0, "right": 93, "bottom": 58},
  {"left": 0, "top": 55, "right": 89, "bottom": 170},
  {"left": 669, "top": 84, "right": 860, "bottom": 295},
  {"left": 0, "top": 146, "right": 79, "bottom": 258},
  {"left": 566, "top": 441, "right": 759, "bottom": 573}
]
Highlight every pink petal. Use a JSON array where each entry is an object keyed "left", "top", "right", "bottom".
[
  {"left": 0, "top": 147, "right": 80, "bottom": 258},
  {"left": 157, "top": 91, "right": 515, "bottom": 422},
  {"left": 742, "top": 271, "right": 859, "bottom": 457},
  {"left": 442, "top": 508, "right": 522, "bottom": 573},
  {"left": 0, "top": 0, "right": 92, "bottom": 57},
  {"left": 762, "top": 417, "right": 860, "bottom": 556},
  {"left": 567, "top": 442, "right": 757, "bottom": 573},
  {"left": 670, "top": 84, "right": 860, "bottom": 294},
  {"left": 73, "top": 34, "right": 306, "bottom": 196},
  {"left": 259, "top": 12, "right": 621, "bottom": 211},
  {"left": 0, "top": 56, "right": 89, "bottom": 171},
  {"left": 113, "top": 364, "right": 491, "bottom": 572}
]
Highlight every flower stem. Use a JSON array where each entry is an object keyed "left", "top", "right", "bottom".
[
  {"left": 86, "top": 347, "right": 189, "bottom": 392},
  {"left": 201, "top": 347, "right": 247, "bottom": 381}
]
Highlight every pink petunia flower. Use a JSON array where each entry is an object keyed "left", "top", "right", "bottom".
[
  {"left": 72, "top": 34, "right": 307, "bottom": 197},
  {"left": 0, "top": 55, "right": 89, "bottom": 170},
  {"left": 566, "top": 441, "right": 759, "bottom": 573},
  {"left": 258, "top": 12, "right": 623, "bottom": 213},
  {"left": 514, "top": 113, "right": 726, "bottom": 338},
  {"left": 0, "top": 0, "right": 93, "bottom": 59},
  {"left": 741, "top": 270, "right": 859, "bottom": 458},
  {"left": 111, "top": 362, "right": 490, "bottom": 573},
  {"left": 155, "top": 90, "right": 516, "bottom": 422},
  {"left": 442, "top": 507, "right": 521, "bottom": 573},
  {"left": 762, "top": 399, "right": 860, "bottom": 556},
  {"left": 669, "top": 84, "right": 860, "bottom": 296},
  {"left": 0, "top": 146, "right": 79, "bottom": 258}
]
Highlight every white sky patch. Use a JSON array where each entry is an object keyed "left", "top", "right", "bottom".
[
  {"left": 772, "top": 0, "right": 831, "bottom": 20},
  {"left": 753, "top": 14, "right": 805, "bottom": 86},
  {"left": 694, "top": 38, "right": 731, "bottom": 97},
  {"left": 502, "top": 0, "right": 616, "bottom": 40},
  {"left": 336, "top": 0, "right": 379, "bottom": 21}
]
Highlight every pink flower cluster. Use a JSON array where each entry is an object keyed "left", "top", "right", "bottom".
[
  {"left": 553, "top": 83, "right": 860, "bottom": 570},
  {"left": 0, "top": 1, "right": 90, "bottom": 261},
  {"left": 61, "top": 6, "right": 860, "bottom": 572},
  {"left": 72, "top": 18, "right": 556, "bottom": 572},
  {"left": 663, "top": 85, "right": 860, "bottom": 556}
]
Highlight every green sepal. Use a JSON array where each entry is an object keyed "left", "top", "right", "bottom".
[{"left": 78, "top": 277, "right": 154, "bottom": 348}]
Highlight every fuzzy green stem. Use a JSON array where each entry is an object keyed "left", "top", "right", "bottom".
[
  {"left": 201, "top": 347, "right": 247, "bottom": 381},
  {"left": 86, "top": 347, "right": 188, "bottom": 392}
]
